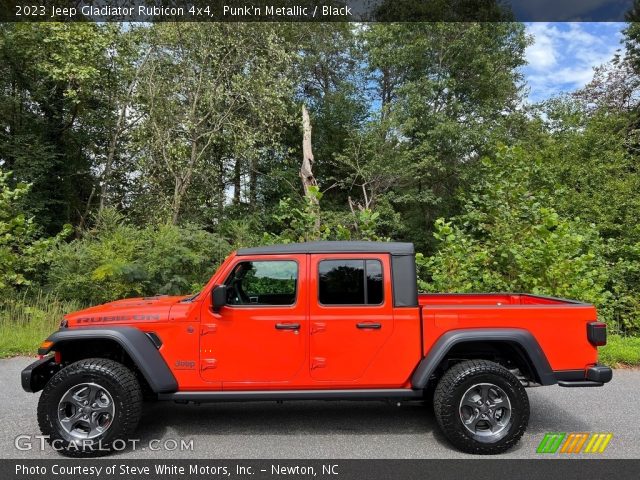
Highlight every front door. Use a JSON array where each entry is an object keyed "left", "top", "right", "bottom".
[
  {"left": 200, "top": 255, "right": 307, "bottom": 387},
  {"left": 308, "top": 254, "right": 393, "bottom": 383}
]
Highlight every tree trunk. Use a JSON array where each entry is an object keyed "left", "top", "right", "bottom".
[
  {"left": 300, "top": 104, "right": 320, "bottom": 233},
  {"left": 100, "top": 109, "right": 124, "bottom": 211},
  {"left": 249, "top": 156, "right": 257, "bottom": 208},
  {"left": 233, "top": 157, "right": 241, "bottom": 204},
  {"left": 100, "top": 47, "right": 153, "bottom": 211},
  {"left": 171, "top": 177, "right": 183, "bottom": 225},
  {"left": 217, "top": 156, "right": 225, "bottom": 221},
  {"left": 300, "top": 104, "right": 318, "bottom": 202}
]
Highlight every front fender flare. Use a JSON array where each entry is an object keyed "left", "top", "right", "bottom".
[
  {"left": 38, "top": 327, "right": 178, "bottom": 393},
  {"left": 411, "top": 328, "right": 555, "bottom": 389}
]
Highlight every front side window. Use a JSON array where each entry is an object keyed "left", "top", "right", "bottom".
[
  {"left": 225, "top": 260, "right": 297, "bottom": 306},
  {"left": 318, "top": 259, "right": 384, "bottom": 305}
]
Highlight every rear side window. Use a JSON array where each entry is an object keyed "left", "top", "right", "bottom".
[
  {"left": 318, "top": 259, "right": 383, "bottom": 305},
  {"left": 225, "top": 260, "right": 297, "bottom": 306}
]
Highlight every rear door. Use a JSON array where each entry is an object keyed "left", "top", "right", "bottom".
[{"left": 308, "top": 253, "right": 393, "bottom": 382}]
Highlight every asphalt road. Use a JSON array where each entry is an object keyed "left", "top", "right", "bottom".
[{"left": 1, "top": 357, "right": 638, "bottom": 459}]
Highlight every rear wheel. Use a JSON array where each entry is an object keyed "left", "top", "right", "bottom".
[
  {"left": 433, "top": 360, "right": 529, "bottom": 454},
  {"left": 37, "top": 358, "right": 142, "bottom": 457}
]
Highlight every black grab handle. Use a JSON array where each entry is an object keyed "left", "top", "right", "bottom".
[
  {"left": 356, "top": 323, "right": 382, "bottom": 329},
  {"left": 275, "top": 323, "right": 301, "bottom": 330}
]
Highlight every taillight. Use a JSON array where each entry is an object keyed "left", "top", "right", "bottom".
[{"left": 587, "top": 321, "right": 607, "bottom": 346}]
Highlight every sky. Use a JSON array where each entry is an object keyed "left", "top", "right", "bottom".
[{"left": 522, "top": 22, "right": 626, "bottom": 102}]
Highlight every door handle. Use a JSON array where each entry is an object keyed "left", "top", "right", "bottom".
[
  {"left": 356, "top": 322, "right": 382, "bottom": 329},
  {"left": 275, "top": 323, "right": 300, "bottom": 330}
]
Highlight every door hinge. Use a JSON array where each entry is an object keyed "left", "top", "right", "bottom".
[
  {"left": 311, "top": 357, "right": 326, "bottom": 369},
  {"left": 310, "top": 322, "right": 326, "bottom": 334},
  {"left": 200, "top": 359, "right": 218, "bottom": 370},
  {"left": 201, "top": 324, "right": 217, "bottom": 335}
]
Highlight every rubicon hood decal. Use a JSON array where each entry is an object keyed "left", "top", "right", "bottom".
[
  {"left": 76, "top": 314, "right": 162, "bottom": 324},
  {"left": 64, "top": 295, "right": 188, "bottom": 326}
]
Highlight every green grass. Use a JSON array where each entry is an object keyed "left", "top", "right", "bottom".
[
  {"left": 0, "top": 291, "right": 82, "bottom": 357},
  {"left": 599, "top": 334, "right": 640, "bottom": 368}
]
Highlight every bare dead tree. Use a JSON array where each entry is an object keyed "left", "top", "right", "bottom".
[
  {"left": 300, "top": 104, "right": 320, "bottom": 231},
  {"left": 300, "top": 104, "right": 318, "bottom": 197}
]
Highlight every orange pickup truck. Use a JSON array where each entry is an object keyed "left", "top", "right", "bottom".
[{"left": 22, "top": 241, "right": 611, "bottom": 456}]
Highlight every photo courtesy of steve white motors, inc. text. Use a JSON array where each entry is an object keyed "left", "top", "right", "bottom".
[{"left": 15, "top": 463, "right": 338, "bottom": 477}]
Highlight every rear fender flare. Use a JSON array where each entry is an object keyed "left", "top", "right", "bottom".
[
  {"left": 411, "top": 328, "right": 555, "bottom": 388},
  {"left": 39, "top": 327, "right": 178, "bottom": 393}
]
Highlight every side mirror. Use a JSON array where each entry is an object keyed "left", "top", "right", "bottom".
[{"left": 211, "top": 285, "right": 227, "bottom": 312}]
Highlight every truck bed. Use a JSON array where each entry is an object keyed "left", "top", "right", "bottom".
[
  {"left": 419, "top": 293, "right": 585, "bottom": 306},
  {"left": 418, "top": 293, "right": 599, "bottom": 372}
]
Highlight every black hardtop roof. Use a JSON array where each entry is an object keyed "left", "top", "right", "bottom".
[{"left": 237, "top": 241, "right": 415, "bottom": 256}]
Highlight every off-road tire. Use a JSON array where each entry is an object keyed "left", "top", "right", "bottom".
[
  {"left": 433, "top": 360, "right": 529, "bottom": 454},
  {"left": 37, "top": 358, "right": 142, "bottom": 457}
]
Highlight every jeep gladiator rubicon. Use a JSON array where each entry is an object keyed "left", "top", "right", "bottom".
[{"left": 22, "top": 241, "right": 612, "bottom": 456}]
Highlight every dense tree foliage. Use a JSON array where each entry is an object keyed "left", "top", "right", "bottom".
[
  {"left": 47, "top": 208, "right": 230, "bottom": 304},
  {"left": 420, "top": 147, "right": 609, "bottom": 308},
  {"left": 0, "top": 171, "right": 70, "bottom": 295},
  {"left": 1, "top": 22, "right": 639, "bottom": 333}
]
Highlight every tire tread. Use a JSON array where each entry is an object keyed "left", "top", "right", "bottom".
[
  {"left": 433, "top": 359, "right": 529, "bottom": 454},
  {"left": 37, "top": 358, "right": 142, "bottom": 457}
]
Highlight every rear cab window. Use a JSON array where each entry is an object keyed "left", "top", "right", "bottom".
[{"left": 318, "top": 259, "right": 383, "bottom": 306}]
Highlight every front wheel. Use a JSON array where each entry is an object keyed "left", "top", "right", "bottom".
[
  {"left": 37, "top": 358, "right": 142, "bottom": 457},
  {"left": 433, "top": 360, "right": 529, "bottom": 454}
]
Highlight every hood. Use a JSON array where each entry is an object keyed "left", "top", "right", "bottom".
[{"left": 64, "top": 295, "right": 189, "bottom": 327}]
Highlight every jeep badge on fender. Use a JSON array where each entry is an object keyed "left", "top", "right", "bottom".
[
  {"left": 175, "top": 360, "right": 196, "bottom": 370},
  {"left": 21, "top": 241, "right": 612, "bottom": 457}
]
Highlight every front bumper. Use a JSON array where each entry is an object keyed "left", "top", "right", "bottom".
[
  {"left": 21, "top": 356, "right": 60, "bottom": 393},
  {"left": 557, "top": 364, "right": 613, "bottom": 388}
]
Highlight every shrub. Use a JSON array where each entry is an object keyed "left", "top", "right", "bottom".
[
  {"left": 47, "top": 209, "right": 231, "bottom": 305},
  {"left": 420, "top": 147, "right": 610, "bottom": 313},
  {"left": 265, "top": 187, "right": 389, "bottom": 244},
  {"left": 0, "top": 171, "right": 70, "bottom": 299}
]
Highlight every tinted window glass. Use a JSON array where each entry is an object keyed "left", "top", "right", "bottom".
[
  {"left": 318, "top": 259, "right": 383, "bottom": 305},
  {"left": 319, "top": 260, "right": 365, "bottom": 304},
  {"left": 225, "top": 261, "right": 297, "bottom": 306},
  {"left": 366, "top": 260, "right": 383, "bottom": 305}
]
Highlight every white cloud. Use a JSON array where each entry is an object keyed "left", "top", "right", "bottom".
[
  {"left": 525, "top": 23, "right": 558, "bottom": 69},
  {"left": 522, "top": 22, "right": 624, "bottom": 102}
]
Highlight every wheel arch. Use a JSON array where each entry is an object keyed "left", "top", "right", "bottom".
[
  {"left": 38, "top": 327, "right": 178, "bottom": 394},
  {"left": 411, "top": 329, "right": 556, "bottom": 389}
]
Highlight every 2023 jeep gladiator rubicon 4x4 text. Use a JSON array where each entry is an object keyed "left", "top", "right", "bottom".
[{"left": 22, "top": 241, "right": 612, "bottom": 456}]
